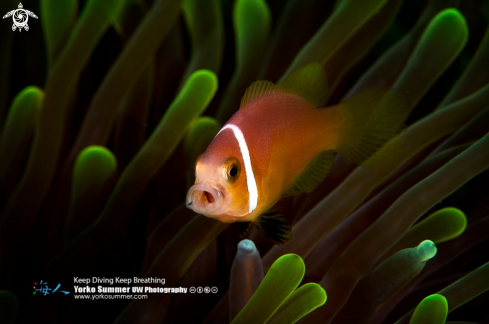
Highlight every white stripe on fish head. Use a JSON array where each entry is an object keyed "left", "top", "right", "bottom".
[{"left": 216, "top": 124, "right": 258, "bottom": 214}]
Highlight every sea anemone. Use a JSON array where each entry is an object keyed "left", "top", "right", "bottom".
[{"left": 0, "top": 0, "right": 488, "bottom": 323}]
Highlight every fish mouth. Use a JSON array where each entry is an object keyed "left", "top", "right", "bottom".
[{"left": 186, "top": 183, "right": 226, "bottom": 216}]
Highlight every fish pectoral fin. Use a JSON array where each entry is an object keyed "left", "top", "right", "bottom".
[
  {"left": 283, "top": 150, "right": 334, "bottom": 197},
  {"left": 238, "top": 221, "right": 252, "bottom": 239},
  {"left": 253, "top": 211, "right": 292, "bottom": 245},
  {"left": 334, "top": 88, "right": 408, "bottom": 167}
]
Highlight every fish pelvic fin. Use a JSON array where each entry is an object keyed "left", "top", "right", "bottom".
[
  {"left": 283, "top": 150, "right": 334, "bottom": 197},
  {"left": 253, "top": 210, "right": 292, "bottom": 245},
  {"left": 240, "top": 62, "right": 329, "bottom": 109},
  {"left": 238, "top": 221, "right": 252, "bottom": 239},
  {"left": 334, "top": 88, "right": 408, "bottom": 167}
]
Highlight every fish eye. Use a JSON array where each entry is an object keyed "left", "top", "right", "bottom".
[{"left": 223, "top": 158, "right": 241, "bottom": 183}]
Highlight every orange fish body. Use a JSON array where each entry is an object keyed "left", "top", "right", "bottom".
[
  {"left": 186, "top": 63, "right": 406, "bottom": 244},
  {"left": 221, "top": 93, "right": 339, "bottom": 218}
]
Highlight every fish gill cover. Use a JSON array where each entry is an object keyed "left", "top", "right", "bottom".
[{"left": 0, "top": 0, "right": 488, "bottom": 323}]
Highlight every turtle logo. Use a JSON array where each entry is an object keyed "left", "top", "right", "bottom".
[{"left": 3, "top": 3, "right": 38, "bottom": 32}]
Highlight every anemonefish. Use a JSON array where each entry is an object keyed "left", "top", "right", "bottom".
[{"left": 186, "top": 63, "right": 407, "bottom": 244}]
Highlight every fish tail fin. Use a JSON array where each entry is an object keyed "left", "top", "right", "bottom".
[{"left": 333, "top": 88, "right": 408, "bottom": 167}]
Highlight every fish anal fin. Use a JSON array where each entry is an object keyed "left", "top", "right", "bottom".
[
  {"left": 240, "top": 63, "right": 329, "bottom": 109},
  {"left": 283, "top": 150, "right": 334, "bottom": 197},
  {"left": 238, "top": 222, "right": 252, "bottom": 239},
  {"left": 253, "top": 211, "right": 292, "bottom": 245},
  {"left": 334, "top": 88, "right": 408, "bottom": 166}
]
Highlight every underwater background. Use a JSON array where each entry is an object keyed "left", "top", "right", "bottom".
[{"left": 0, "top": 0, "right": 488, "bottom": 323}]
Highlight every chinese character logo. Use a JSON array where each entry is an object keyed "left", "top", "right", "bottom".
[
  {"left": 2, "top": 3, "right": 38, "bottom": 32},
  {"left": 33, "top": 280, "right": 70, "bottom": 296}
]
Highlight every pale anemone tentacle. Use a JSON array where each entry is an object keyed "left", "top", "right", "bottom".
[{"left": 216, "top": 124, "right": 258, "bottom": 213}]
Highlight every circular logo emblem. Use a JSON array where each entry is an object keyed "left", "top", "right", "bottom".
[
  {"left": 2, "top": 3, "right": 38, "bottom": 32},
  {"left": 13, "top": 10, "right": 27, "bottom": 27}
]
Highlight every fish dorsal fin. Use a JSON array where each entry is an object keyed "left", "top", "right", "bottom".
[
  {"left": 240, "top": 62, "right": 329, "bottom": 109},
  {"left": 280, "top": 62, "right": 329, "bottom": 107},
  {"left": 240, "top": 80, "right": 277, "bottom": 108},
  {"left": 253, "top": 210, "right": 292, "bottom": 245},
  {"left": 283, "top": 150, "right": 334, "bottom": 197}
]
